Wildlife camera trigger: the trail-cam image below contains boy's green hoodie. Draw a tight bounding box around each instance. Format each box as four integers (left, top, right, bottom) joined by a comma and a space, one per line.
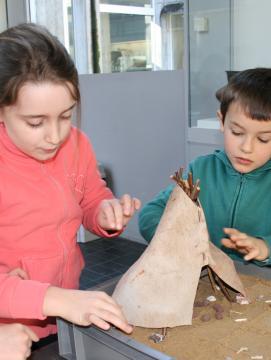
139, 150, 271, 266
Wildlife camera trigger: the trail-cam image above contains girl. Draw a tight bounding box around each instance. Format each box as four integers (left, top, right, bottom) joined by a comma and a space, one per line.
0, 23, 140, 341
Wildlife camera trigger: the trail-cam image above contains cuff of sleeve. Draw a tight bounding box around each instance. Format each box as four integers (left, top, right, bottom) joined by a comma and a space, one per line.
252, 236, 271, 267
9, 279, 50, 320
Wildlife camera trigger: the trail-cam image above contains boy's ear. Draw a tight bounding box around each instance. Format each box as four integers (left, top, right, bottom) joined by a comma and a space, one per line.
217, 110, 224, 132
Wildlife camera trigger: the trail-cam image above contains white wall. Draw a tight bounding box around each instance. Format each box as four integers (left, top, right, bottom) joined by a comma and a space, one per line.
232, 0, 271, 69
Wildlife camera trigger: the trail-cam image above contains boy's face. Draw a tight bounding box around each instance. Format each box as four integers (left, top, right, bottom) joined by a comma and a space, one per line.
218, 102, 271, 173
0, 81, 76, 161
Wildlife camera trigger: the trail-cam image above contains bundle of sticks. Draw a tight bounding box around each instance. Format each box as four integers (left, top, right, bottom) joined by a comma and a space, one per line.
171, 168, 200, 202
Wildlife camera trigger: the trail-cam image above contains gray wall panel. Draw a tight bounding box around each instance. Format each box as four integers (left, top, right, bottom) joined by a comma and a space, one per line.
79, 70, 186, 242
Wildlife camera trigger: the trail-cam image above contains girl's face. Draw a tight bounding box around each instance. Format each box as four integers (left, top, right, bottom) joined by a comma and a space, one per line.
0, 81, 76, 161
219, 102, 271, 173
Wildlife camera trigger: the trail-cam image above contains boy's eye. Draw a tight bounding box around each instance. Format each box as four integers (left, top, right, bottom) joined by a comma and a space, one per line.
231, 129, 243, 136
258, 137, 270, 144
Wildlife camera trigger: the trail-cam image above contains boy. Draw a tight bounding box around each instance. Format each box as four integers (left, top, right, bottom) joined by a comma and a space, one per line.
139, 68, 271, 266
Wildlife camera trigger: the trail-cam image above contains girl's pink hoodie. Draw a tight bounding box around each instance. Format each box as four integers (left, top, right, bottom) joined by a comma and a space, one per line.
0, 124, 117, 338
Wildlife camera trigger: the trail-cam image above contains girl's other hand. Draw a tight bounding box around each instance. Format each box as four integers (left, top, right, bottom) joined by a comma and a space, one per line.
8, 268, 29, 280
97, 194, 141, 231
43, 287, 133, 334
0, 323, 39, 360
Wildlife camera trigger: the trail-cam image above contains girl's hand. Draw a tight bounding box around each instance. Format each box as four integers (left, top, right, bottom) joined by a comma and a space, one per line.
221, 228, 269, 261
97, 194, 141, 231
0, 323, 38, 360
43, 287, 133, 334
8, 268, 29, 280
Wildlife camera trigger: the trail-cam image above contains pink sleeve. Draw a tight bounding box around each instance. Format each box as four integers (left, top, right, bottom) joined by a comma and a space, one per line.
80, 134, 122, 238
0, 273, 50, 320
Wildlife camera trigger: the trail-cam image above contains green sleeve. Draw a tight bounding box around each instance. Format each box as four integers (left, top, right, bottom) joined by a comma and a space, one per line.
138, 184, 174, 243
253, 235, 271, 267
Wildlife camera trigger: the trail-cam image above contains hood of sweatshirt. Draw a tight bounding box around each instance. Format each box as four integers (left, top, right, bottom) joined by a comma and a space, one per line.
214, 149, 271, 177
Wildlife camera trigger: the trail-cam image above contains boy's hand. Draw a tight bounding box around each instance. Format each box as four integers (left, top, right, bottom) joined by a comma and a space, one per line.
0, 323, 39, 359
221, 228, 269, 261
43, 287, 133, 334
97, 194, 141, 231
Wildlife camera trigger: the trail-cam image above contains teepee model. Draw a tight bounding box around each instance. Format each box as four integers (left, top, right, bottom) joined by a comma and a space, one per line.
112, 168, 246, 328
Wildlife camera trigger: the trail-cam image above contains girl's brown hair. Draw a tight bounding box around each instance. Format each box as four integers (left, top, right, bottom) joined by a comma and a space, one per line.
0, 23, 80, 107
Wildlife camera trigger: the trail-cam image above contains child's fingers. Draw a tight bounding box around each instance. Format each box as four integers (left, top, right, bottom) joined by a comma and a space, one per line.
88, 313, 110, 330
110, 200, 124, 230
120, 194, 132, 216
221, 237, 237, 248
235, 237, 253, 248
120, 195, 141, 215
224, 228, 249, 242
9, 268, 29, 280
133, 197, 141, 210
244, 248, 259, 261
100, 201, 115, 227
223, 227, 241, 236
24, 326, 39, 342
89, 311, 133, 334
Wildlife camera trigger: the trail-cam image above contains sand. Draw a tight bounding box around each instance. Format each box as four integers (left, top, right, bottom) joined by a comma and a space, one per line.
128, 273, 271, 360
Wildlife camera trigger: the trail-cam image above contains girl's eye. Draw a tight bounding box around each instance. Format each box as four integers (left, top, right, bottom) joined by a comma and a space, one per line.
28, 122, 42, 128
60, 114, 72, 120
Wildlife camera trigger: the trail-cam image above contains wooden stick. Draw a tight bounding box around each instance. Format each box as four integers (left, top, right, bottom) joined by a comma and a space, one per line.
207, 267, 218, 295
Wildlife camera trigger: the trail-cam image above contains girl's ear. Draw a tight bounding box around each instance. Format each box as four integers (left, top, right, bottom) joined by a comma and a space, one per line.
217, 110, 224, 132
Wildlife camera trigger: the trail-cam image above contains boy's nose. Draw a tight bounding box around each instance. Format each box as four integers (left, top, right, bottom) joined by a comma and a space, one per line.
240, 137, 253, 153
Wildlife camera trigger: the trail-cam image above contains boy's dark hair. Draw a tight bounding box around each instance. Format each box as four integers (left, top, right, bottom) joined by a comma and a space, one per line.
216, 68, 271, 123
0, 23, 80, 107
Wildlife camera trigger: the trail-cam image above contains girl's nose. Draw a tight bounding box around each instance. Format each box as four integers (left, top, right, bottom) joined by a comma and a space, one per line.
45, 123, 61, 145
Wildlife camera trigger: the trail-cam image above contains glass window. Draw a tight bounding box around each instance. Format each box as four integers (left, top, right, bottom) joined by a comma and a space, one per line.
98, 1, 185, 73
160, 3, 184, 70
100, 12, 152, 72
188, 0, 230, 129
29, 0, 75, 59
188, 0, 271, 129
0, 0, 7, 32
100, 0, 151, 6
29, 0, 185, 74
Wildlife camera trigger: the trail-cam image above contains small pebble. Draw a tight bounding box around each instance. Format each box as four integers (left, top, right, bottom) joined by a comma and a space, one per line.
194, 300, 209, 307
213, 303, 224, 313
192, 312, 197, 319
200, 313, 211, 322
206, 295, 216, 302
215, 312, 223, 320
148, 333, 164, 343
236, 294, 249, 304
236, 347, 248, 354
